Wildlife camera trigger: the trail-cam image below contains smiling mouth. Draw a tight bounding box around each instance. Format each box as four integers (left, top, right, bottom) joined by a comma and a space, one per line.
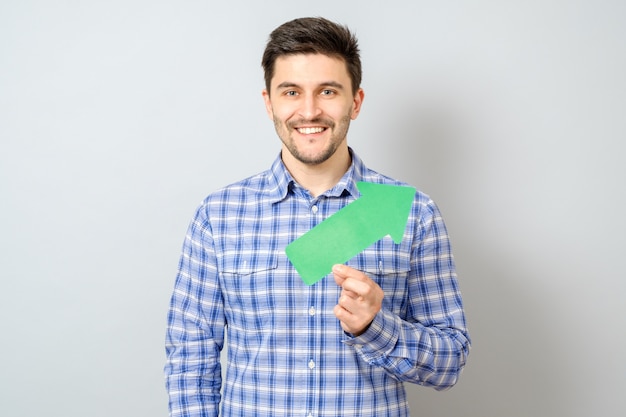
296, 127, 326, 134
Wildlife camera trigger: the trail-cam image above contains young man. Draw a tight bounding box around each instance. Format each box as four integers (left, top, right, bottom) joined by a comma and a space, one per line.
165, 17, 470, 417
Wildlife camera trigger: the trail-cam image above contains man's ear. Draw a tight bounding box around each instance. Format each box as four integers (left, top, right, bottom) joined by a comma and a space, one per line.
262, 89, 274, 120
351, 88, 365, 120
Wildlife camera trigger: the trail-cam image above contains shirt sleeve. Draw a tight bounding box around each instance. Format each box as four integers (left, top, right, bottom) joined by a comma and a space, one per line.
164, 204, 225, 417
342, 198, 471, 390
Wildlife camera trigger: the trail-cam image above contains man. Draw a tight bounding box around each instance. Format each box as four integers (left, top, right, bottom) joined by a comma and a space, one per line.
165, 17, 470, 417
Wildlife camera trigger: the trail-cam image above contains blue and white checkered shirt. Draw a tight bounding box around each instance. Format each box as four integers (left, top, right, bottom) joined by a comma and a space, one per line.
165, 149, 470, 417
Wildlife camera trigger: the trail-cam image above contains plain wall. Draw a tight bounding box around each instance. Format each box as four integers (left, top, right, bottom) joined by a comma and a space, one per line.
1, 1, 624, 416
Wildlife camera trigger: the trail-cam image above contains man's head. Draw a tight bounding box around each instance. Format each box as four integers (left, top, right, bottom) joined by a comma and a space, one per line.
261, 18, 365, 171
262, 17, 362, 96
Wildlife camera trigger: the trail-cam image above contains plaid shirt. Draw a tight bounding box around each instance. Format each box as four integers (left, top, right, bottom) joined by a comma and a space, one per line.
165, 150, 470, 417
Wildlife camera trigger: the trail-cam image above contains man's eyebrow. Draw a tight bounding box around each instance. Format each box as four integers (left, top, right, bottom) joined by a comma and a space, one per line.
321, 81, 345, 90
275, 81, 346, 90
276, 82, 299, 90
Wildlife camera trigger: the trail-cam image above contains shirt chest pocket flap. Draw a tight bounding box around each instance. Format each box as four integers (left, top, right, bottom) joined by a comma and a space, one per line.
219, 255, 279, 327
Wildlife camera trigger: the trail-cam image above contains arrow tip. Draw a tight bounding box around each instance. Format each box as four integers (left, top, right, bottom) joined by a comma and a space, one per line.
356, 181, 415, 243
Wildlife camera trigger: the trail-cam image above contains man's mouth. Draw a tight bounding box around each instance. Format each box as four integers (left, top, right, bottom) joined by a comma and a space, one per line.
296, 127, 326, 134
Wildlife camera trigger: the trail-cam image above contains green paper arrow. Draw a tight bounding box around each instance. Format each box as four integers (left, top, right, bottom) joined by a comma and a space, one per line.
285, 181, 415, 285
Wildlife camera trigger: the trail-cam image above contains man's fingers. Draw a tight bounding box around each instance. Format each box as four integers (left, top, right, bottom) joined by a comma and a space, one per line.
332, 264, 368, 282
333, 265, 372, 295
332, 263, 384, 336
341, 288, 360, 299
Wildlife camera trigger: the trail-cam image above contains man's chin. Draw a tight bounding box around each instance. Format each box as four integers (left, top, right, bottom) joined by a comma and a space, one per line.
295, 155, 330, 166
293, 147, 337, 165
282, 142, 328, 164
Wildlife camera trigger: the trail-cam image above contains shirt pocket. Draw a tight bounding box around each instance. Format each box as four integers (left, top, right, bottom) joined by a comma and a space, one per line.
219, 255, 278, 331
345, 236, 411, 316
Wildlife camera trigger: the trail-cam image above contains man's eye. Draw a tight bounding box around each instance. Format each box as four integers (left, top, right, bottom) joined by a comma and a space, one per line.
285, 90, 298, 96
321, 89, 335, 96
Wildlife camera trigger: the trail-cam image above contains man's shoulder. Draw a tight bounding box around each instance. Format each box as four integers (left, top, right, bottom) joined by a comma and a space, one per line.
361, 168, 408, 187
201, 169, 277, 205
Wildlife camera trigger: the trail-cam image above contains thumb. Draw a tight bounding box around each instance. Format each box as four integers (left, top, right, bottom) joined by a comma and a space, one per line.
332, 264, 347, 286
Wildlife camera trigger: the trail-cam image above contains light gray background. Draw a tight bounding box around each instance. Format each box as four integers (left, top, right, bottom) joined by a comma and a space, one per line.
1, 1, 624, 416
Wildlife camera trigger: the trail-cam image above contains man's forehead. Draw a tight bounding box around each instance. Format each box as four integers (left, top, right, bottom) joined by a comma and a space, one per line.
271, 54, 350, 87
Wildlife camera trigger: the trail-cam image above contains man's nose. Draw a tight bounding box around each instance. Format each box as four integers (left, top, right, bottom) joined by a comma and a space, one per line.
298, 94, 322, 120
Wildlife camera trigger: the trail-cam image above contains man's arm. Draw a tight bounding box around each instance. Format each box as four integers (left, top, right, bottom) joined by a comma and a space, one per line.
165, 208, 225, 417
336, 199, 471, 390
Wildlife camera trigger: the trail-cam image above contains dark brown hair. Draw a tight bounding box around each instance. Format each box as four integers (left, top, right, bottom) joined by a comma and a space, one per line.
261, 17, 362, 95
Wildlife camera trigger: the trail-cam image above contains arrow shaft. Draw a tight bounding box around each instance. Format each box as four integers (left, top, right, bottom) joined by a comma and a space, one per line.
285, 182, 415, 285
290, 200, 380, 261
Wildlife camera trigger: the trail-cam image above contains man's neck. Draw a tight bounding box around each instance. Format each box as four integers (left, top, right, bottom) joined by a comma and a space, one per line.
282, 146, 352, 198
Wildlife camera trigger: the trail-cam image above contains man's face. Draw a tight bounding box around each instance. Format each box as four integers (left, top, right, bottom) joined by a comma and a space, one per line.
263, 54, 364, 166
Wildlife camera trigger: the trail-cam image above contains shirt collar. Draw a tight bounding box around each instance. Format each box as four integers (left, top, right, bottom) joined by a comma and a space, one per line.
267, 147, 366, 204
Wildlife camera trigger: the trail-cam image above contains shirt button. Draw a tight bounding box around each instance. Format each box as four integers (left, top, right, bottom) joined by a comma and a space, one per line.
308, 359, 315, 369
308, 306, 316, 316
311, 205, 318, 214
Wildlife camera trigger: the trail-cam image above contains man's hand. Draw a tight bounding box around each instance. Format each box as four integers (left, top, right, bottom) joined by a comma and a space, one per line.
332, 264, 384, 336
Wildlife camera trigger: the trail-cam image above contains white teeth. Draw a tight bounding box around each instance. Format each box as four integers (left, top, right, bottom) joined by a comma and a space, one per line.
297, 127, 324, 134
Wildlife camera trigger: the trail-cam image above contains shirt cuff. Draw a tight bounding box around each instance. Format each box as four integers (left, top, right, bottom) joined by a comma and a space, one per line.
342, 308, 400, 364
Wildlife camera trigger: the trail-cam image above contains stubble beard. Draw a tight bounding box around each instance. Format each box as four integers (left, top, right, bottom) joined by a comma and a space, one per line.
275, 114, 352, 166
